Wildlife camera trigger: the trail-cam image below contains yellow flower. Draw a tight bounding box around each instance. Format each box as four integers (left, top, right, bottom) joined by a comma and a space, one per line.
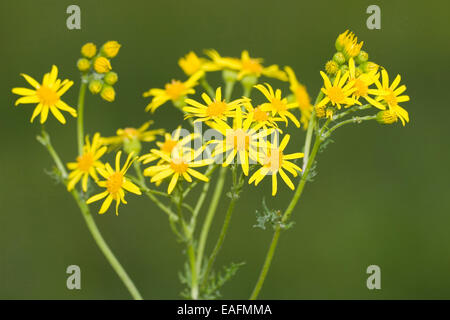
94, 57, 112, 74
336, 30, 363, 60
316, 71, 356, 110
184, 87, 246, 124
375, 70, 410, 126
81, 42, 97, 58
285, 66, 313, 128
178, 51, 219, 77
100, 85, 115, 102
243, 101, 280, 131
376, 110, 398, 125
144, 147, 212, 194
101, 120, 164, 147
67, 133, 107, 192
205, 50, 287, 81
254, 83, 300, 127
102, 41, 121, 58
143, 72, 202, 112
209, 106, 271, 176
86, 151, 141, 215
77, 58, 91, 72
348, 58, 385, 110
249, 134, 303, 196
12, 65, 77, 124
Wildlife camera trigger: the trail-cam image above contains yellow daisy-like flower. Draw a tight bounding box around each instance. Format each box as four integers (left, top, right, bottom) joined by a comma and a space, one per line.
285, 66, 313, 129
205, 50, 287, 81
348, 58, 385, 110
12, 65, 77, 124
375, 70, 410, 126
183, 87, 246, 124
144, 147, 213, 194
140, 126, 199, 165
249, 134, 304, 196
143, 72, 202, 113
243, 101, 280, 131
209, 106, 271, 176
101, 121, 164, 147
178, 51, 219, 77
336, 30, 363, 60
86, 151, 141, 215
67, 133, 107, 192
254, 83, 300, 127
316, 71, 356, 110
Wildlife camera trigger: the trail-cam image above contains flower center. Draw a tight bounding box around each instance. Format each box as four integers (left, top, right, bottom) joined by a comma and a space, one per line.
170, 158, 189, 174
76, 152, 94, 172
226, 129, 250, 151
327, 86, 345, 104
264, 149, 283, 172
36, 85, 59, 106
165, 81, 186, 100
206, 101, 227, 117
271, 98, 287, 112
354, 79, 368, 97
106, 172, 124, 196
384, 90, 397, 107
242, 59, 263, 73
253, 107, 269, 122
161, 139, 178, 153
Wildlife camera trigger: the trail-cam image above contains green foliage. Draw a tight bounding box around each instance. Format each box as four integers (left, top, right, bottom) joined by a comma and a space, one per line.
254, 198, 294, 231
201, 262, 245, 299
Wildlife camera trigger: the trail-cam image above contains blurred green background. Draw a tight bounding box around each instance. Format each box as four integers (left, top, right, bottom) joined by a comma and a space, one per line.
1, 0, 449, 299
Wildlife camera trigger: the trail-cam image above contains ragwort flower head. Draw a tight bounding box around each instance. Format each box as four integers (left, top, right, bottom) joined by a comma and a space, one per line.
86, 151, 141, 215
12, 65, 77, 124
67, 133, 107, 192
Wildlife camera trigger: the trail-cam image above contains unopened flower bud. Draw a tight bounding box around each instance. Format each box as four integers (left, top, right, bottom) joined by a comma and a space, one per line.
360, 61, 379, 74
77, 58, 91, 72
355, 50, 369, 64
376, 110, 397, 124
315, 104, 326, 118
94, 57, 112, 74
104, 71, 118, 85
89, 79, 103, 94
81, 42, 97, 58
124, 137, 142, 155
325, 60, 339, 75
340, 64, 349, 74
102, 41, 121, 58
332, 52, 346, 65
101, 85, 116, 102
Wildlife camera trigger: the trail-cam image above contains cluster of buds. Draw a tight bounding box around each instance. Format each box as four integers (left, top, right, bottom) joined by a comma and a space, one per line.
324, 30, 378, 77
77, 41, 121, 102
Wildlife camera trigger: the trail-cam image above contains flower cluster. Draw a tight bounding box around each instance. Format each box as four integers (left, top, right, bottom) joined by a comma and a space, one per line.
317, 30, 410, 125
79, 41, 121, 102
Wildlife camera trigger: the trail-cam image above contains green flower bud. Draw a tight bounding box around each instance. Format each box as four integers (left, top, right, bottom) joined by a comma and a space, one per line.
325, 60, 339, 75
360, 61, 379, 74
100, 85, 116, 102
339, 64, 349, 74
332, 52, 346, 65
77, 58, 91, 72
376, 110, 397, 124
355, 50, 369, 64
123, 137, 142, 155
104, 71, 118, 85
89, 79, 103, 94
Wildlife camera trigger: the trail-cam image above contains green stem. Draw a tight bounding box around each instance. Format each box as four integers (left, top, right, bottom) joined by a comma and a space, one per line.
71, 189, 143, 300
325, 115, 377, 137
333, 104, 371, 120
201, 168, 243, 287
38, 130, 143, 300
225, 81, 236, 101
77, 80, 88, 155
200, 77, 215, 97
196, 166, 227, 272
